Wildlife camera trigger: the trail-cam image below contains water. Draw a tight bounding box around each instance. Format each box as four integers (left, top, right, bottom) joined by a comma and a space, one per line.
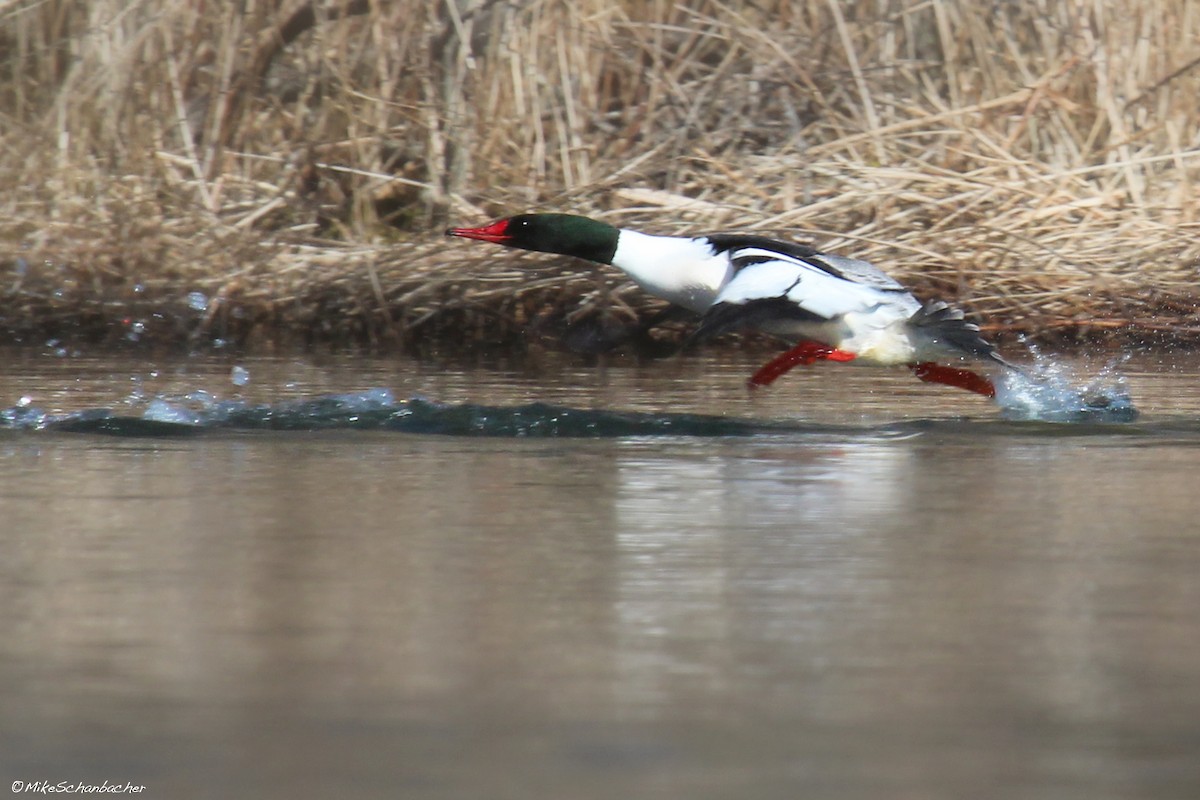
2, 349, 1200, 798
993, 344, 1138, 422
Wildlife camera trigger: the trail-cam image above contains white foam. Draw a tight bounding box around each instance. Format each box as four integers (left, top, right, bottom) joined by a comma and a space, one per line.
142, 398, 204, 425
993, 345, 1137, 422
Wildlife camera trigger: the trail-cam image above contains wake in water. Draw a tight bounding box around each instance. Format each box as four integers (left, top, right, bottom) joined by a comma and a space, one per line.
992, 344, 1138, 422
0, 389, 796, 438
0, 343, 1143, 436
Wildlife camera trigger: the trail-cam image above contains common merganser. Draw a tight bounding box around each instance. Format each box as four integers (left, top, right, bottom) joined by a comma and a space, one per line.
446, 213, 1012, 397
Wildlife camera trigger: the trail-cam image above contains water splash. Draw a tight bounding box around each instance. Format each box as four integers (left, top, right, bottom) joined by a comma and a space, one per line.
0, 389, 791, 437
993, 344, 1138, 422
0, 391, 1180, 438
1, 396, 50, 430
0, 359, 1151, 438
143, 398, 206, 426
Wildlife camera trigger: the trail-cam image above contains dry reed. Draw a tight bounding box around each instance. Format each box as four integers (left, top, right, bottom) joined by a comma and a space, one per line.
2, 0, 1200, 352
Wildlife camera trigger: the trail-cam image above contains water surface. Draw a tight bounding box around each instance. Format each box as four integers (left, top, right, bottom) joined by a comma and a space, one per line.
1, 350, 1199, 798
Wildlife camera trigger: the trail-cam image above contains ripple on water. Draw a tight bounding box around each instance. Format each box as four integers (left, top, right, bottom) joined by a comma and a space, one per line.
0, 346, 1164, 437
0, 392, 1162, 440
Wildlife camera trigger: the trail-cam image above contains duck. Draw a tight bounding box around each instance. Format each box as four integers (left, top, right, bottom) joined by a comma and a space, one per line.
446, 213, 1013, 397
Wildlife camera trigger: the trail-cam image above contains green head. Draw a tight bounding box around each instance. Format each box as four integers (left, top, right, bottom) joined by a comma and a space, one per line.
446, 213, 620, 264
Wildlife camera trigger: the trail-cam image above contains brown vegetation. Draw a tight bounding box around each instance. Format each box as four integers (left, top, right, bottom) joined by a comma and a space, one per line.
3, 0, 1200, 352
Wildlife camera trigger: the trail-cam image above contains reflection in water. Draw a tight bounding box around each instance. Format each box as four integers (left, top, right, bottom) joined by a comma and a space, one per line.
1, 353, 1200, 797
612, 440, 917, 715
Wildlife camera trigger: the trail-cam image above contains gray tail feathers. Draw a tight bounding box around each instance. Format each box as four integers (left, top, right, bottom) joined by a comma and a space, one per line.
908, 301, 1016, 369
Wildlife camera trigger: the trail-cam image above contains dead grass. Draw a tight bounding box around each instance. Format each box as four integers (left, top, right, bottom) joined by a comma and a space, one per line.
2, 0, 1200, 351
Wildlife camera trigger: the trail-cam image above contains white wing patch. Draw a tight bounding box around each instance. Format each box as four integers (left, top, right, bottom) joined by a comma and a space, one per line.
714, 258, 804, 304
716, 248, 918, 321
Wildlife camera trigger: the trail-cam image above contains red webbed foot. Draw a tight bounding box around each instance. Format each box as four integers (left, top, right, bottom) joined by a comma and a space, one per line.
748, 342, 857, 389
908, 362, 996, 398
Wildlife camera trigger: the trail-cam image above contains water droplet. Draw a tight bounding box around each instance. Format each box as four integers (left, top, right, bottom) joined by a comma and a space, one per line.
231, 365, 250, 386
187, 291, 208, 311
133, 283, 145, 294
125, 319, 146, 342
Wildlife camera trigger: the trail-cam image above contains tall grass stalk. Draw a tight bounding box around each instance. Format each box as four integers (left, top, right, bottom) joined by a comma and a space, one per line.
2, 0, 1198, 349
